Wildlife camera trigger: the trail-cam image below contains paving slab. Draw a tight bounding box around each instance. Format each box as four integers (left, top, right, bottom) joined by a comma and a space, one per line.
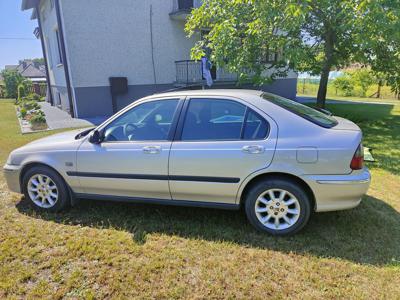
40, 102, 106, 130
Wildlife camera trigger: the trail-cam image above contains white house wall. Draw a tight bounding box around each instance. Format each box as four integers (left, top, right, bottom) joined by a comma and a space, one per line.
38, 0, 70, 113
60, 0, 199, 117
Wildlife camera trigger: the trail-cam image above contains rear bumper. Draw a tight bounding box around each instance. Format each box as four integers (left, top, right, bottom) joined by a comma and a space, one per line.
302, 168, 371, 212
3, 164, 22, 194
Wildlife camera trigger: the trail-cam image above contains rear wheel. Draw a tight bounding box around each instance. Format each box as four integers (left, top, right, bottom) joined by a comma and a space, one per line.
245, 179, 311, 236
22, 166, 70, 212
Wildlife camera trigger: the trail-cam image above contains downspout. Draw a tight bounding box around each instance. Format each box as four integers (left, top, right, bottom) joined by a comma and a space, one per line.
36, 4, 53, 105
54, 0, 75, 117
150, 4, 157, 90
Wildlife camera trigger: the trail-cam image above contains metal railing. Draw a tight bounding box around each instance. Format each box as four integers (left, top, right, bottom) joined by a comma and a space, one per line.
175, 60, 238, 85
175, 60, 203, 85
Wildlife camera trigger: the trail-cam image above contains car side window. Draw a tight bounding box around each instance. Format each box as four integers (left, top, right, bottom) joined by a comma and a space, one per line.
243, 109, 269, 140
103, 99, 179, 142
181, 98, 269, 141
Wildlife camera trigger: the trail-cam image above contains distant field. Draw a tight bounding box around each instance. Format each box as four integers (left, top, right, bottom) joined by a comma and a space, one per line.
297, 80, 399, 101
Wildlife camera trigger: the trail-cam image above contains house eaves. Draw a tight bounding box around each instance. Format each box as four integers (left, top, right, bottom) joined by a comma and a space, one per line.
21, 0, 39, 19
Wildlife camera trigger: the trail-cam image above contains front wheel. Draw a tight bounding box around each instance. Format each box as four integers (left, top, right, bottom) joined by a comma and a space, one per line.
245, 179, 311, 236
22, 166, 70, 212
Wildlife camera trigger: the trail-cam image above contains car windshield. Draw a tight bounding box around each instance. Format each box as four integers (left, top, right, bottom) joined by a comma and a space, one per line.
261, 92, 338, 128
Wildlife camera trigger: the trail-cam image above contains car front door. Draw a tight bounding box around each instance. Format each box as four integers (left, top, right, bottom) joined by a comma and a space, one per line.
168, 97, 278, 205
74, 98, 182, 200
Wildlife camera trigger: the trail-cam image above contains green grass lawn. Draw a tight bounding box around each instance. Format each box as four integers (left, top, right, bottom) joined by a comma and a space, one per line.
0, 99, 399, 299
298, 93, 400, 105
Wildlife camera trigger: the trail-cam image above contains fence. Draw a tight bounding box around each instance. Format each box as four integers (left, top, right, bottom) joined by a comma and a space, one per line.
28, 83, 47, 97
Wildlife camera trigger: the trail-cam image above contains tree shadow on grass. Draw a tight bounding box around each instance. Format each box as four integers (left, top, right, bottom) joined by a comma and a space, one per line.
16, 194, 400, 266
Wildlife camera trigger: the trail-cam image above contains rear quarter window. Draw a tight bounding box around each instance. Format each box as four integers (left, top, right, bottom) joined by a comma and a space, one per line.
261, 93, 338, 128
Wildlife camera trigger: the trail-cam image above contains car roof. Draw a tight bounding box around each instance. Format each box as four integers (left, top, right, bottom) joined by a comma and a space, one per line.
146, 89, 264, 99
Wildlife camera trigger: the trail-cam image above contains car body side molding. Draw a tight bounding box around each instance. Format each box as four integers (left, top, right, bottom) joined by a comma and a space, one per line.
66, 171, 240, 183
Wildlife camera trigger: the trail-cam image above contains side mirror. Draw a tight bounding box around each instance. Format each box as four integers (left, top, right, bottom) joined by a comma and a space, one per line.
88, 129, 103, 144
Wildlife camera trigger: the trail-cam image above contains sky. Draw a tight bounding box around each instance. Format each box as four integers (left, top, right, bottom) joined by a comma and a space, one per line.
0, 0, 42, 70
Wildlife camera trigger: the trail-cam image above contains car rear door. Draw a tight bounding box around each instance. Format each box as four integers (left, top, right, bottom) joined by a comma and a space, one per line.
168, 96, 278, 205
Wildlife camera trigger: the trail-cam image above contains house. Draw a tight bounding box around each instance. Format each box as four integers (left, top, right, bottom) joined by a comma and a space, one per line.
21, 0, 298, 119
5, 60, 47, 82
3, 60, 47, 96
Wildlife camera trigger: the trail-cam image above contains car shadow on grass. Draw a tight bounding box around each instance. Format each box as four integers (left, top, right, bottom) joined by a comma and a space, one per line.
16, 194, 400, 266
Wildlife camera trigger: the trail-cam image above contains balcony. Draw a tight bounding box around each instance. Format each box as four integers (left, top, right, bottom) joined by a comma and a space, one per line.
175, 60, 238, 86
170, 0, 202, 20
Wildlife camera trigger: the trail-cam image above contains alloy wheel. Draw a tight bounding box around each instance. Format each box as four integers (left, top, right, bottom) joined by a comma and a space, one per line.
27, 174, 59, 208
254, 188, 301, 230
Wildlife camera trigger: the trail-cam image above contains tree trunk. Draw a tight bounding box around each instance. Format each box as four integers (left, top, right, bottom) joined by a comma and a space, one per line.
316, 28, 334, 108
376, 80, 382, 98
317, 67, 330, 108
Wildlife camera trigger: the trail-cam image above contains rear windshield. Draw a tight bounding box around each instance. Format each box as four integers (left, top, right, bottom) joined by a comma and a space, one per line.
261, 92, 338, 128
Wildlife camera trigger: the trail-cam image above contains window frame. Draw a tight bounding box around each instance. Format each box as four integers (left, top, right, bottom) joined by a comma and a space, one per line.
174, 97, 270, 142
54, 28, 63, 65
97, 97, 184, 144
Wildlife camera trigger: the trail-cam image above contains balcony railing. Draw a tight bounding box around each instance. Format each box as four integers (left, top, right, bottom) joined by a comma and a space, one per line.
175, 60, 238, 86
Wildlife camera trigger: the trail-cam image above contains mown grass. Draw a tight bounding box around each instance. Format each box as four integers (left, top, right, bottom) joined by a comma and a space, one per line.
0, 99, 399, 299
298, 92, 400, 105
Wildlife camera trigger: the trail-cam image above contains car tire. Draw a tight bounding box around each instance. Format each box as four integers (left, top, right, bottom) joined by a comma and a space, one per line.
22, 165, 70, 213
244, 178, 311, 236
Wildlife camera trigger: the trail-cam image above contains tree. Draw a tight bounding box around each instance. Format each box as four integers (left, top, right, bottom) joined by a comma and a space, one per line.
19, 58, 45, 66
186, 0, 400, 108
0, 69, 24, 99
349, 68, 375, 97
333, 75, 354, 96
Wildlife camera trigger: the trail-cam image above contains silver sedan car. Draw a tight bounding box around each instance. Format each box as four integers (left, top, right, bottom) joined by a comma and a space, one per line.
4, 90, 370, 235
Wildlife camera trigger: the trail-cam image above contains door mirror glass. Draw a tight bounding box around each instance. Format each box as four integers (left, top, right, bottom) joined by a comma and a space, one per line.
88, 129, 103, 144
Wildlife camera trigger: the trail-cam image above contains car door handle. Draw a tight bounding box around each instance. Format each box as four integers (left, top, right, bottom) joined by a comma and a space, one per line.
242, 145, 265, 154
142, 146, 161, 154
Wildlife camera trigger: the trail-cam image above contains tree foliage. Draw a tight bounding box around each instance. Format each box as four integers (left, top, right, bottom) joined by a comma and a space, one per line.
0, 69, 32, 99
333, 75, 354, 96
333, 68, 377, 97
348, 69, 375, 97
1, 69, 23, 99
186, 0, 400, 107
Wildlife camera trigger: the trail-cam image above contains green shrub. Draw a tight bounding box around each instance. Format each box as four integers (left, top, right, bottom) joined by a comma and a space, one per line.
17, 84, 26, 102
25, 93, 41, 101
20, 100, 40, 111
333, 76, 354, 96
29, 110, 46, 124
1, 69, 23, 98
19, 107, 27, 119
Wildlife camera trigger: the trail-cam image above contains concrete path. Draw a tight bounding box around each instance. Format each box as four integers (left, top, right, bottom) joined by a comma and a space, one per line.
40, 102, 106, 130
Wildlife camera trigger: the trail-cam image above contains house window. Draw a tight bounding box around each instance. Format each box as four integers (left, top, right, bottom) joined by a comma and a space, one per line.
55, 29, 63, 65
55, 91, 62, 106
46, 37, 53, 68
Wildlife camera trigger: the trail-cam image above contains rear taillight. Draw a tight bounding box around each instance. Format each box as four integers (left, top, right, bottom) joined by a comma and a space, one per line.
350, 144, 364, 170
